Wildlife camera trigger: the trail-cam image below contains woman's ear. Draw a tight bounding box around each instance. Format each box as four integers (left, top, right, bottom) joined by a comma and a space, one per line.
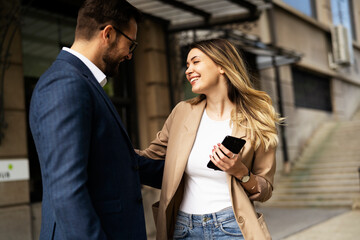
219, 66, 225, 74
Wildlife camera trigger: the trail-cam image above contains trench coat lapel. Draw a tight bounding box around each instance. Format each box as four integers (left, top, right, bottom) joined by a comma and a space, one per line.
168, 100, 206, 200
164, 100, 248, 204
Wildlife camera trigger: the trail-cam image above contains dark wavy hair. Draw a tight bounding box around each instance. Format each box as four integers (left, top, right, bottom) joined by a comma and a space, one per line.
75, 0, 142, 40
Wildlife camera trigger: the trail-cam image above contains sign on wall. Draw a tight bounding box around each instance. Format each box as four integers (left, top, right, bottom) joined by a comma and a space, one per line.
0, 159, 29, 182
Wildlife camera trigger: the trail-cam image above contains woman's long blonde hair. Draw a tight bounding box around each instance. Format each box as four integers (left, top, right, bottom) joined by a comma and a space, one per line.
187, 39, 282, 151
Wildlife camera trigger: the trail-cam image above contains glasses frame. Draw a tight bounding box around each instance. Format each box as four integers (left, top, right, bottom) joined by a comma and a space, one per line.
100, 25, 138, 53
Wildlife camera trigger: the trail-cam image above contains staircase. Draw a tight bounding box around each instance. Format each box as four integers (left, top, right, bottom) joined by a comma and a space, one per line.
263, 111, 360, 208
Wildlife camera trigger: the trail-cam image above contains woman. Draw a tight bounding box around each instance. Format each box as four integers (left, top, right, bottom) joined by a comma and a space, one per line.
138, 39, 281, 240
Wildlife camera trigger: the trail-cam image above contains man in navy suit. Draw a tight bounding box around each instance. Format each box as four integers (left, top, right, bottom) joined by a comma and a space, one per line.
29, 0, 164, 239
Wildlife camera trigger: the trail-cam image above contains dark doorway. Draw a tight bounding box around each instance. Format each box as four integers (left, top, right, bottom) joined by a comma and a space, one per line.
24, 76, 42, 202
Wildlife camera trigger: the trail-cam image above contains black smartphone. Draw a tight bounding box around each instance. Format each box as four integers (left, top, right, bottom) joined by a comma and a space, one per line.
207, 135, 246, 171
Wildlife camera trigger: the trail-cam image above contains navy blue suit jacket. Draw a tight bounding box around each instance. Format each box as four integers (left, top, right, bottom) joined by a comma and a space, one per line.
29, 50, 164, 240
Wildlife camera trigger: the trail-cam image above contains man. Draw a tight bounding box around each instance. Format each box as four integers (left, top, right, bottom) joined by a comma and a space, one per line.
29, 0, 164, 239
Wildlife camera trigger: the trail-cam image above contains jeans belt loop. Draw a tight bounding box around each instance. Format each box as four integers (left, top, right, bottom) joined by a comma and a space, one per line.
189, 214, 193, 229
212, 212, 219, 227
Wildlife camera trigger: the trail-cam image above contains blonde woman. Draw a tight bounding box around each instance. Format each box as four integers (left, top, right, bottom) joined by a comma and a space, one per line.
138, 39, 281, 240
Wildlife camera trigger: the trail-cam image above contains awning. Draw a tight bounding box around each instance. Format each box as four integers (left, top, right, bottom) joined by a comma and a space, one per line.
174, 29, 302, 69
127, 0, 270, 32
225, 29, 303, 69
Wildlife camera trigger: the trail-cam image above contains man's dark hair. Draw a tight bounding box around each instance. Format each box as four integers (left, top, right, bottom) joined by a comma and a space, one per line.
75, 0, 142, 40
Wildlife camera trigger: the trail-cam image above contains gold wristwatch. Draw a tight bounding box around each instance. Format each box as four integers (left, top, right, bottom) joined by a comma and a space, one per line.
240, 170, 251, 183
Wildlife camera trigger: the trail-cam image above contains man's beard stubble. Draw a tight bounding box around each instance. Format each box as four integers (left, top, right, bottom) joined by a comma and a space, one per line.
103, 41, 121, 77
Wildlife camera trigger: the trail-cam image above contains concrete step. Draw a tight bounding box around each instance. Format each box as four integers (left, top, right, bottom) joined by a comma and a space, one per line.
332, 133, 360, 139
268, 110, 360, 208
275, 172, 359, 182
275, 179, 359, 188
335, 121, 360, 127
299, 150, 360, 159
297, 155, 360, 161
273, 185, 359, 194
262, 200, 354, 208
351, 109, 360, 120
312, 145, 360, 150
270, 192, 360, 200
297, 157, 360, 164
301, 148, 360, 156
293, 163, 359, 170
289, 167, 358, 175
316, 145, 360, 151
294, 161, 360, 169
301, 149, 360, 156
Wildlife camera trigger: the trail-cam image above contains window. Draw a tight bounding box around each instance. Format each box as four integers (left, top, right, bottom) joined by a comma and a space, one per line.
282, 0, 316, 18
292, 68, 332, 112
331, 0, 356, 40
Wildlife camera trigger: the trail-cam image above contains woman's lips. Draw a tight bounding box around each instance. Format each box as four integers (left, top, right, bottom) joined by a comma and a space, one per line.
190, 77, 199, 84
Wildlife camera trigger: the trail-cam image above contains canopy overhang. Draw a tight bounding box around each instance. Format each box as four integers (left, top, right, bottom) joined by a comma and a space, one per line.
128, 0, 271, 32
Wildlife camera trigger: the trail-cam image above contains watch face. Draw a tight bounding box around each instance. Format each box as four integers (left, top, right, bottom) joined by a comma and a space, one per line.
242, 175, 250, 183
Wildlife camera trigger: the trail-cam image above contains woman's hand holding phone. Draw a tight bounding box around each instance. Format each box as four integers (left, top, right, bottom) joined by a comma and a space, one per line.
208, 136, 249, 178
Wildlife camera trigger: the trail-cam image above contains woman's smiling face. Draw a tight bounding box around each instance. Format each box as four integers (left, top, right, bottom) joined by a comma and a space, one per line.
185, 48, 224, 95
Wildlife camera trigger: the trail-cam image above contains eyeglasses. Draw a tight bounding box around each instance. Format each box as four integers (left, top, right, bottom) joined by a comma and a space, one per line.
100, 25, 138, 53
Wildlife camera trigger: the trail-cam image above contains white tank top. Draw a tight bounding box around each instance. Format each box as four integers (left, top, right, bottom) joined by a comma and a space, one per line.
179, 110, 233, 214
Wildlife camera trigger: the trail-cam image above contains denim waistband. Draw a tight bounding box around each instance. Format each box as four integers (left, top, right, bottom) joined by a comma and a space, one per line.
177, 207, 235, 228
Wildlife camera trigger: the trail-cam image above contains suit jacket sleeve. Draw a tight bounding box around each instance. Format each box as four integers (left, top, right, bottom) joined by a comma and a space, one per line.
135, 154, 163, 189
30, 74, 107, 239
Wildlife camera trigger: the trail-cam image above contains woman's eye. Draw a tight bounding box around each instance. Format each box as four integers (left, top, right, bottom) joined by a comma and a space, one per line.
193, 61, 199, 64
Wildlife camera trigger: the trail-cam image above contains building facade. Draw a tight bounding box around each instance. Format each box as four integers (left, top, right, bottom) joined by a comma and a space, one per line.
0, 0, 359, 239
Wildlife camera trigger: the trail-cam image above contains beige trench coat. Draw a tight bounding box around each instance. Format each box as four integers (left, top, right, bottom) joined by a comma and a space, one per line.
138, 100, 275, 240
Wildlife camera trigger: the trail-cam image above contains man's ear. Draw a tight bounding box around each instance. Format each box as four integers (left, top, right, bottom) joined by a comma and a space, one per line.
102, 25, 113, 41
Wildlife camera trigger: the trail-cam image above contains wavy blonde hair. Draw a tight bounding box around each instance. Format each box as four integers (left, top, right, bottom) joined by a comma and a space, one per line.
187, 39, 283, 151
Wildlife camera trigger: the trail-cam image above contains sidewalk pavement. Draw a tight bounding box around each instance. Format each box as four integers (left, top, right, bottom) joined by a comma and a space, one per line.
256, 206, 360, 240
283, 210, 360, 240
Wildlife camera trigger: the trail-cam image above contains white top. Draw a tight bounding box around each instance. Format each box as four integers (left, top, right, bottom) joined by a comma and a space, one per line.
63, 47, 107, 87
179, 110, 233, 214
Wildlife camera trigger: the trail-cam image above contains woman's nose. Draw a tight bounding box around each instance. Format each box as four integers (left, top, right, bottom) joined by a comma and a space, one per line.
185, 66, 192, 75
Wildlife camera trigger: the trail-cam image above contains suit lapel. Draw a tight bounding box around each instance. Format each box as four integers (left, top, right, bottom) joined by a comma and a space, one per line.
88, 79, 131, 139
57, 51, 132, 144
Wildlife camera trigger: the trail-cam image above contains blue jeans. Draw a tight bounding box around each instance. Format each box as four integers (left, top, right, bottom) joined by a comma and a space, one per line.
173, 207, 244, 240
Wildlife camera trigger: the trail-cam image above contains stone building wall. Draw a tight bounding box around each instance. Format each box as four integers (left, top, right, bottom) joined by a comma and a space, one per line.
0, 0, 32, 239
134, 19, 171, 240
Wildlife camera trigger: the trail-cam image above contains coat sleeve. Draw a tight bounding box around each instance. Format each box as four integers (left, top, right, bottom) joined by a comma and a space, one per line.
136, 102, 181, 160
247, 145, 276, 202
30, 73, 107, 239
136, 153, 164, 189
